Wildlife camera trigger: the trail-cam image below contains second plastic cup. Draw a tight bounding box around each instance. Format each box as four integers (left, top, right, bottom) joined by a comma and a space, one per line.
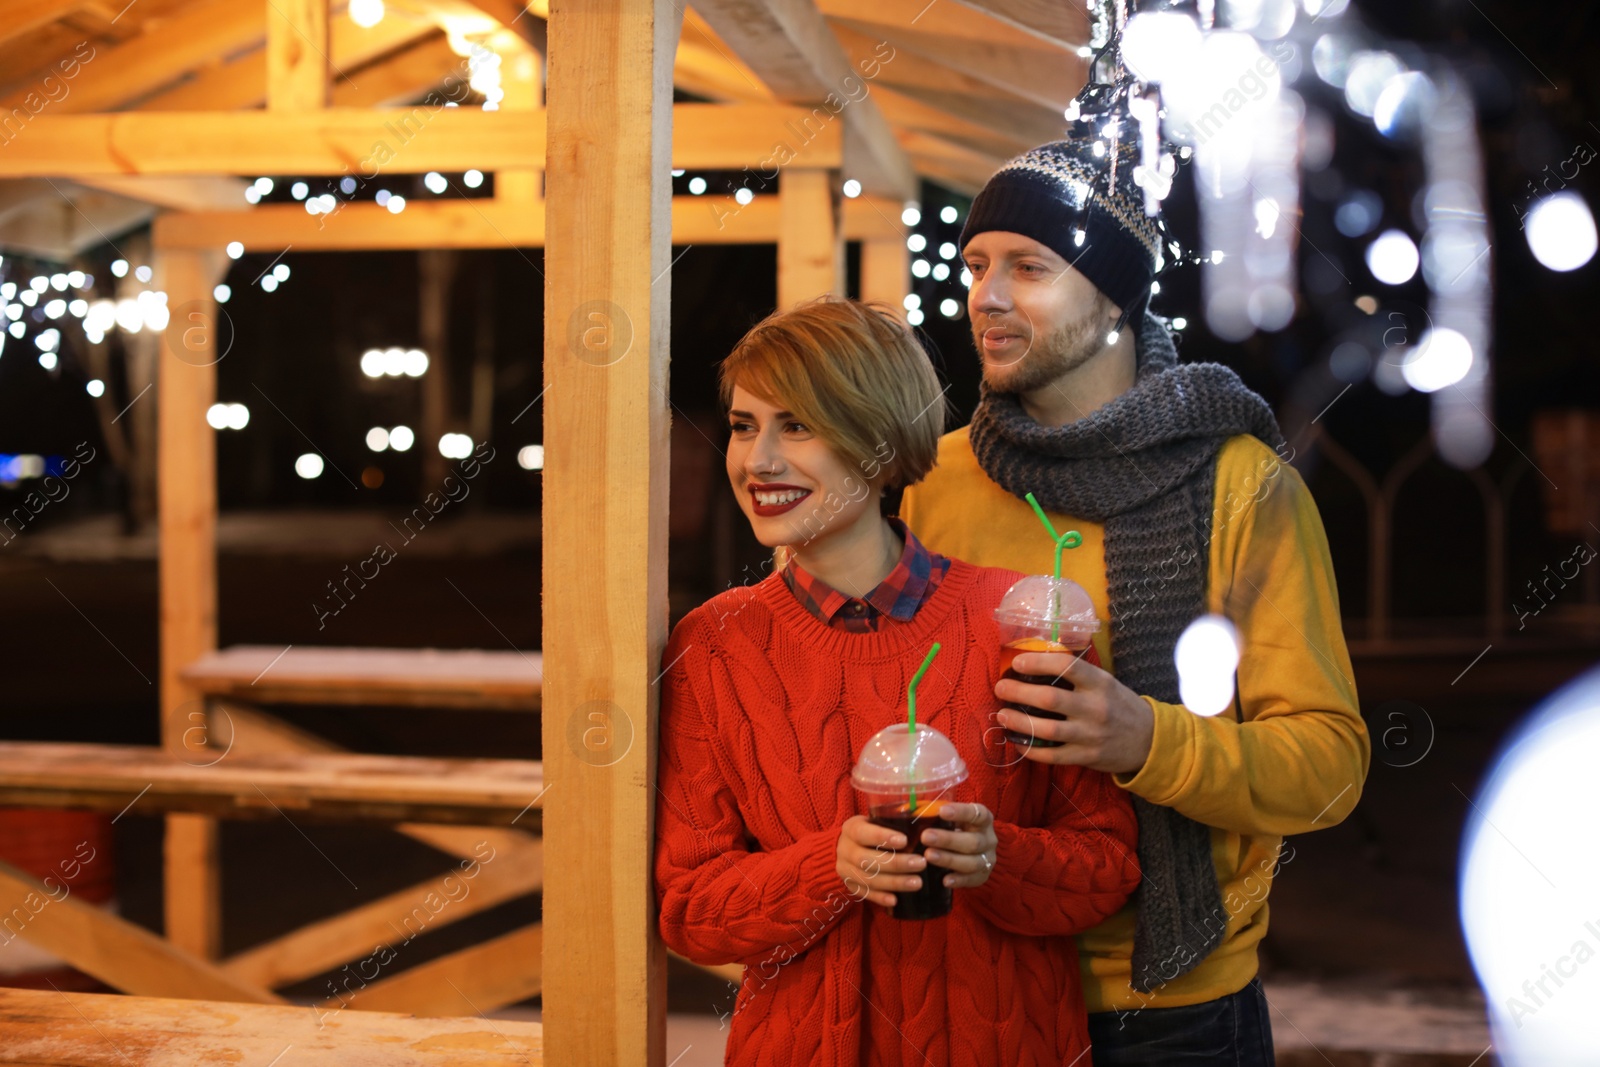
851, 722, 969, 920
993, 574, 1101, 748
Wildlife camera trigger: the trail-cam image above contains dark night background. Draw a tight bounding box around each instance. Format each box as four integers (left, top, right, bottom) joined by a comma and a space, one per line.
0, 0, 1597, 1049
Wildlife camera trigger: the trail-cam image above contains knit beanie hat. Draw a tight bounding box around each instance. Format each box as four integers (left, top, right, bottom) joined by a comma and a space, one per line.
960, 118, 1165, 326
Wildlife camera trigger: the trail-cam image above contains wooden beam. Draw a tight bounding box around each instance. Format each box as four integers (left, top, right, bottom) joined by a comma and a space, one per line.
0, 103, 836, 178
825, 0, 1070, 51
0, 986, 547, 1065
542, 0, 675, 1063
843, 194, 913, 241
0, 0, 263, 114
692, 0, 917, 200
152, 191, 910, 252
323, 923, 542, 1017
872, 84, 1030, 161
0, 742, 547, 826
779, 167, 841, 308
137, 12, 442, 112
211, 702, 542, 860
831, 22, 1062, 150
823, 2, 1084, 112
897, 127, 1003, 194
156, 245, 226, 960
72, 175, 251, 211
154, 197, 550, 251
209, 701, 543, 990
494, 45, 541, 206
332, 34, 465, 108
0, 108, 540, 177
0, 859, 281, 1003
674, 101, 840, 168
0, 183, 155, 258
904, 157, 984, 197
673, 9, 770, 104
222, 839, 542, 990
948, 0, 1091, 51
268, 0, 332, 110
182, 645, 542, 710
0, 0, 89, 47
389, 0, 543, 52
861, 235, 910, 316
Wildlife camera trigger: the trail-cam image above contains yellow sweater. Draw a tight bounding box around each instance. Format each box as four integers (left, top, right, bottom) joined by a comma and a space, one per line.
899, 426, 1369, 1013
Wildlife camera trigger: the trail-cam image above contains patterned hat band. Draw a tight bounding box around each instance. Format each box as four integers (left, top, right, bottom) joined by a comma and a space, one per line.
960, 149, 1162, 320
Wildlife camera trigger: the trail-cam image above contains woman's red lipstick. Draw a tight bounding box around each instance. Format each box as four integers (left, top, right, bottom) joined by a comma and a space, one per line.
748, 483, 812, 518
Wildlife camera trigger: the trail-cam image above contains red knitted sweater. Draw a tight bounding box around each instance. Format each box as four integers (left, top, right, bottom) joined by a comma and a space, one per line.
655, 559, 1140, 1067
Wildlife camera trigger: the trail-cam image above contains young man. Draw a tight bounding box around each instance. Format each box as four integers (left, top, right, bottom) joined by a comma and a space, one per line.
899, 137, 1370, 1065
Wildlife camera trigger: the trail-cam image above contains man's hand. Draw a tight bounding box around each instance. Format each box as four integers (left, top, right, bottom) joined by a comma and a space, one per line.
994, 650, 1155, 774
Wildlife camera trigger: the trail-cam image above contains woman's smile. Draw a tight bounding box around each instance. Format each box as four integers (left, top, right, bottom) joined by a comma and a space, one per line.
749, 482, 814, 516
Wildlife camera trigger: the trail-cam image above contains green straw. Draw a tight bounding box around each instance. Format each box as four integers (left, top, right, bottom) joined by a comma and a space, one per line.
906, 642, 941, 809
1024, 493, 1082, 644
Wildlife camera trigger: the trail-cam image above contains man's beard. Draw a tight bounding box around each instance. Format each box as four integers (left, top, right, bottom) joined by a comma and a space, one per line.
974, 299, 1109, 396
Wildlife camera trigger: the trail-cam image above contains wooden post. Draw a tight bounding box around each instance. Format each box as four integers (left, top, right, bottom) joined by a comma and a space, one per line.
497, 45, 543, 206
860, 235, 910, 318
778, 167, 841, 309
266, 0, 330, 110
542, 0, 679, 1063
418, 248, 458, 491
155, 245, 228, 958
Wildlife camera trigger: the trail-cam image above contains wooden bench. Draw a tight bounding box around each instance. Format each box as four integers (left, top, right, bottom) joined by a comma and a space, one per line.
0, 743, 544, 828
0, 986, 543, 1065
181, 646, 544, 711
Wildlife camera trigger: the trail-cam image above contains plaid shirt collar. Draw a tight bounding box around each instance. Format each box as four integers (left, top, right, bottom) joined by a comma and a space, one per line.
781, 516, 951, 632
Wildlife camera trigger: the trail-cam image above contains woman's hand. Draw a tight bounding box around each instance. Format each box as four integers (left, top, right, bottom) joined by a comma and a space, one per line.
836, 815, 928, 910
921, 802, 999, 889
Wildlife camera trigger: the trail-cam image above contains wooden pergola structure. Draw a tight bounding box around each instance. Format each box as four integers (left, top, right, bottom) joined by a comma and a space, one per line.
0, 1, 1090, 1063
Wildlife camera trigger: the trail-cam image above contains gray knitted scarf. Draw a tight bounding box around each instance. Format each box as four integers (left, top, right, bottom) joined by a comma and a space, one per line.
968, 313, 1286, 994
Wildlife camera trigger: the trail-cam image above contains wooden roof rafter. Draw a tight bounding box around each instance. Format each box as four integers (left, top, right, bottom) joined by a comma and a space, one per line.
692, 0, 918, 201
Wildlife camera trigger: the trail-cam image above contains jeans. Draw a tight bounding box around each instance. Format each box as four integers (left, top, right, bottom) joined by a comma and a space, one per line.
1086, 979, 1275, 1067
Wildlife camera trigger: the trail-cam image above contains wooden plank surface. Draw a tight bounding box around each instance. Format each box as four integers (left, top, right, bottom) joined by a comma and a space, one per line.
210, 702, 542, 859
208, 704, 543, 989
0, 986, 544, 1066
947, 0, 1091, 50
541, 0, 676, 1063
153, 195, 796, 252
181, 645, 543, 711
820, 0, 1084, 112
156, 246, 227, 960
778, 167, 841, 309
268, 0, 331, 110
0, 108, 542, 177
0, 861, 280, 1004
0, 744, 545, 827
861, 235, 910, 318
222, 841, 541, 990
326, 923, 543, 1017
692, 0, 916, 199
0, 0, 262, 114
0, 103, 834, 178
138, 11, 441, 112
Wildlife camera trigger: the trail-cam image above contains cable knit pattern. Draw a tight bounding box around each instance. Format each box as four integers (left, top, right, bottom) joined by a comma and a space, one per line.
967, 315, 1287, 991
656, 560, 1140, 1067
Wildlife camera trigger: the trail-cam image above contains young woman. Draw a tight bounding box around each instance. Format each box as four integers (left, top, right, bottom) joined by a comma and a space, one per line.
654, 297, 1139, 1066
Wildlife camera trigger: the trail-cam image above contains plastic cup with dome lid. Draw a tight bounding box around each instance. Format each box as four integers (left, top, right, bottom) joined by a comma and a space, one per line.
850, 644, 969, 919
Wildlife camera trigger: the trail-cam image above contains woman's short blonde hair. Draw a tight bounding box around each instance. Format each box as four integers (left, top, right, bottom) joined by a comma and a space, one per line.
718, 297, 948, 492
